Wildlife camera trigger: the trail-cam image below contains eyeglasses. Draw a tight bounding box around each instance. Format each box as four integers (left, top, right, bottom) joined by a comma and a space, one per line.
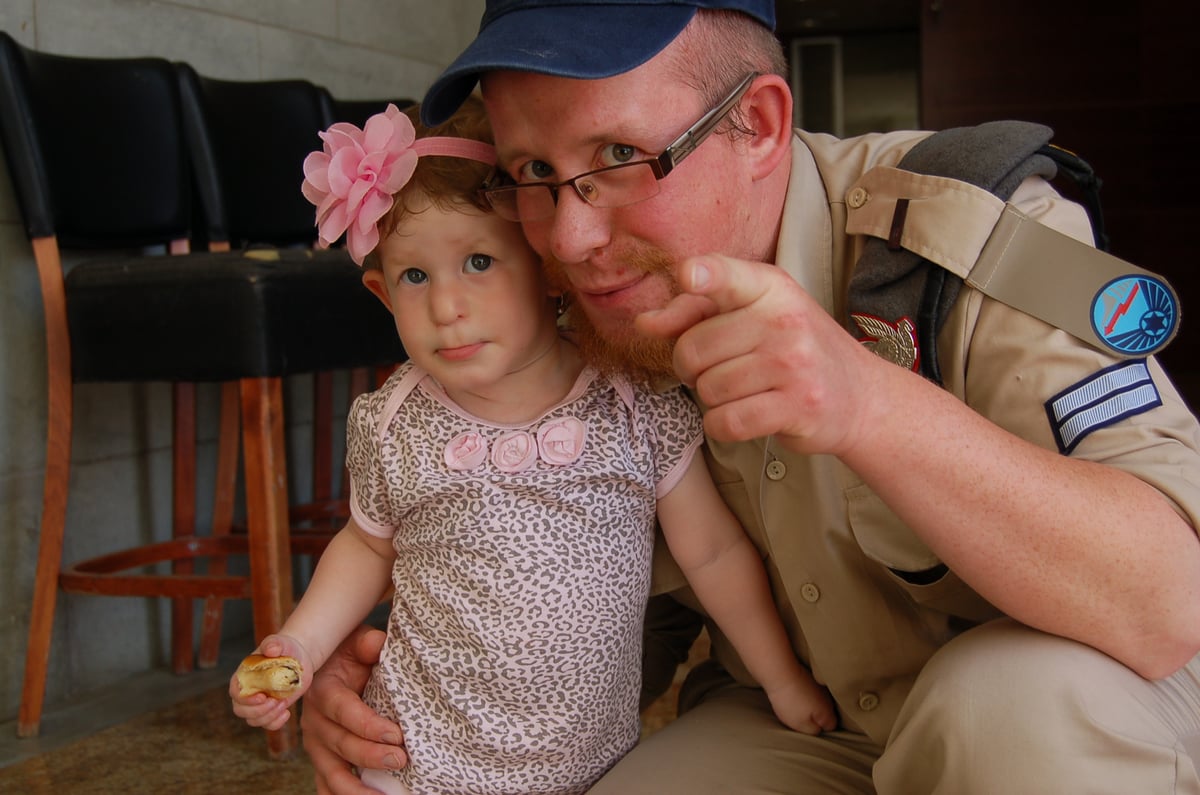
481, 72, 759, 223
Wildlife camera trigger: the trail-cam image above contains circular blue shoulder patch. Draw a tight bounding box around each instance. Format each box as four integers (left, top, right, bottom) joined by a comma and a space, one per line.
1090, 274, 1180, 356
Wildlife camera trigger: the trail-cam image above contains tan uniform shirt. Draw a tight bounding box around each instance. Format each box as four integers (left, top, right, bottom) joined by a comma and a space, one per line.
652, 131, 1200, 745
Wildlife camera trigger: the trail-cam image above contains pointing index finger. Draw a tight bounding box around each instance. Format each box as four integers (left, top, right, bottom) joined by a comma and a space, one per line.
677, 254, 773, 312
636, 254, 770, 340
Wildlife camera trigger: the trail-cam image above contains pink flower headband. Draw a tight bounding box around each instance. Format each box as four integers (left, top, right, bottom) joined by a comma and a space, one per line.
301, 103, 497, 265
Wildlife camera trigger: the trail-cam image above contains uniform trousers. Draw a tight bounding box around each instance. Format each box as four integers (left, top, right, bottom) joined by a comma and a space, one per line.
590, 619, 1200, 794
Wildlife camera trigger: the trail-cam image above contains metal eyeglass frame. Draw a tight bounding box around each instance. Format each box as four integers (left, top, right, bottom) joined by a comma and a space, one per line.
481, 71, 761, 220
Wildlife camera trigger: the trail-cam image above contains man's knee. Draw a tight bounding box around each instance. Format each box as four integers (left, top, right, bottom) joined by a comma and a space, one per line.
902, 618, 1094, 722
877, 619, 1200, 794
594, 685, 877, 795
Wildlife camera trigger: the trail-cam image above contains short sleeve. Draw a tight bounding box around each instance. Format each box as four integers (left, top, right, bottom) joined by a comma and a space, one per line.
345, 388, 397, 539
941, 178, 1200, 531
633, 384, 705, 498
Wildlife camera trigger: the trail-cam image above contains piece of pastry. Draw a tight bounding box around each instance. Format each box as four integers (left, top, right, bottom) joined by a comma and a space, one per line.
235, 654, 302, 699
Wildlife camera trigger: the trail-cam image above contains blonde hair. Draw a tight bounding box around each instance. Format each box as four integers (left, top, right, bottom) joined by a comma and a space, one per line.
365, 94, 496, 269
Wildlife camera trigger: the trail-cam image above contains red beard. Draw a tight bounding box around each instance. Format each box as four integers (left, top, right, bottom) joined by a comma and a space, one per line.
544, 248, 681, 385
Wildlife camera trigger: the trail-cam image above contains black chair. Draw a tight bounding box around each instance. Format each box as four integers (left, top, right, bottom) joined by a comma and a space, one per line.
174, 66, 407, 671
0, 33, 401, 756
331, 96, 417, 128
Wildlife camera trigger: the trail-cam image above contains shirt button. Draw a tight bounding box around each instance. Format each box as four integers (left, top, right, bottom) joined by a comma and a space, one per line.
847, 186, 870, 209
800, 583, 821, 603
858, 692, 880, 711
765, 460, 787, 480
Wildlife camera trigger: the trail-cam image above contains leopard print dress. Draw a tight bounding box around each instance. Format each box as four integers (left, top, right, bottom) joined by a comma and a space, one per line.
349, 362, 703, 795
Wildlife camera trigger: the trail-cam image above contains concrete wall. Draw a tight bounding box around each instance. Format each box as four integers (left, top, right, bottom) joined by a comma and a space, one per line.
0, 0, 482, 724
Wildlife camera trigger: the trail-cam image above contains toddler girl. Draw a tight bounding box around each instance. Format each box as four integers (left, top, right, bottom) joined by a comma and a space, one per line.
231, 97, 834, 795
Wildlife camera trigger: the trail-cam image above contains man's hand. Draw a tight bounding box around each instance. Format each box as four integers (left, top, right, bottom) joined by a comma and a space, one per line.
301, 625, 407, 795
636, 253, 885, 456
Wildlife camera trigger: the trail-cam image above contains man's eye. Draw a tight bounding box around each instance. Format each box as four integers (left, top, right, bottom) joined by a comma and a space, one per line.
519, 160, 554, 181
600, 143, 638, 166
464, 253, 493, 274
400, 268, 428, 285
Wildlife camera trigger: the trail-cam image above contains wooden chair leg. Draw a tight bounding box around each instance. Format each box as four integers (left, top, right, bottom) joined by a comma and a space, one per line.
171, 382, 197, 675
17, 382, 73, 738
18, 235, 74, 738
313, 371, 334, 506
239, 376, 298, 758
198, 381, 241, 669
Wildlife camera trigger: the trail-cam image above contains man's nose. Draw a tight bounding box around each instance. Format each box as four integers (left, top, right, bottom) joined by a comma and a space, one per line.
545, 188, 612, 266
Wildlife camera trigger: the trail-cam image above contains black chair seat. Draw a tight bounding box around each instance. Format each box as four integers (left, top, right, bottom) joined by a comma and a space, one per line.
67, 248, 404, 382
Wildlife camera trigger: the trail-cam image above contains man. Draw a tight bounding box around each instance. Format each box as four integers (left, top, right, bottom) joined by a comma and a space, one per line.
301, 1, 1200, 792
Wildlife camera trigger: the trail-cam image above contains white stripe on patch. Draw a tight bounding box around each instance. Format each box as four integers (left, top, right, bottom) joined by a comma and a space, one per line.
1045, 360, 1161, 454
1049, 360, 1151, 421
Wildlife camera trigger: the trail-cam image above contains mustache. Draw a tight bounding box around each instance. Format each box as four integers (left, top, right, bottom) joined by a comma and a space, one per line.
542, 247, 681, 384
542, 247, 679, 290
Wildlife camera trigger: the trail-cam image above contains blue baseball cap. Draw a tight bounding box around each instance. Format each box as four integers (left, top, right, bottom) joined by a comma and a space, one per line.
420, 0, 776, 126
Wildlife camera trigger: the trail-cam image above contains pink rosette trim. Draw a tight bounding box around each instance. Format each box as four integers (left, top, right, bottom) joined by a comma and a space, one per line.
491, 430, 537, 473
536, 417, 587, 465
444, 431, 488, 471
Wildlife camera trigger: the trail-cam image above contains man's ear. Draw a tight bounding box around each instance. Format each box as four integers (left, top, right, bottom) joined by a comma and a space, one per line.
742, 74, 794, 181
361, 269, 394, 312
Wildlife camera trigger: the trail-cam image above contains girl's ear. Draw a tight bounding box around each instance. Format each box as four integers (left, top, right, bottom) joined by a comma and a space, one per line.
742, 74, 794, 181
361, 269, 394, 312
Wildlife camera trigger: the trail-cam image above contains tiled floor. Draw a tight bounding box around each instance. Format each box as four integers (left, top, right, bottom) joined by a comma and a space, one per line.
0, 633, 705, 794
0, 640, 308, 794
0, 648, 239, 768
0, 682, 316, 794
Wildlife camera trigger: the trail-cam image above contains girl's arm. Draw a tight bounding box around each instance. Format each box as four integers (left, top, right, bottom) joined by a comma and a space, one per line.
656, 453, 837, 734
231, 519, 394, 730
279, 518, 395, 669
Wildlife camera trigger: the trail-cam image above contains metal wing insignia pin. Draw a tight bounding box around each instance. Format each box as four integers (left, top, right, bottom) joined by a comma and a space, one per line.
851, 313, 919, 372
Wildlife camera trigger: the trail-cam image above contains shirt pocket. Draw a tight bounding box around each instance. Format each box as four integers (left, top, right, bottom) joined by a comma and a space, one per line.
845, 481, 941, 573
845, 482, 1002, 622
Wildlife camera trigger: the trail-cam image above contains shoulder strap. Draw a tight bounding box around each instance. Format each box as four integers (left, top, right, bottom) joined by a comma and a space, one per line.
847, 121, 1056, 383
845, 121, 1177, 384
1037, 142, 1109, 252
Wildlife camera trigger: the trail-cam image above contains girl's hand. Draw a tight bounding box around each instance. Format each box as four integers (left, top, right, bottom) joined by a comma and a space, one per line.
229, 633, 314, 731
765, 675, 839, 736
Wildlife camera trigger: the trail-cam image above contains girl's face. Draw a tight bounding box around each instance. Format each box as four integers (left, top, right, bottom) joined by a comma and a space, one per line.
362, 197, 561, 404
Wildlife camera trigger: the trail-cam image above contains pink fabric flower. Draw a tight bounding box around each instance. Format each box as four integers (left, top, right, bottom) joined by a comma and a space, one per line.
444, 431, 488, 471
491, 431, 537, 473
301, 103, 417, 265
537, 417, 586, 465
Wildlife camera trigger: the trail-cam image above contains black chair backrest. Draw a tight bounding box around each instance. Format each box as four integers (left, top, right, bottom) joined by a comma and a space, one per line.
175, 64, 336, 249
0, 31, 193, 248
331, 97, 416, 129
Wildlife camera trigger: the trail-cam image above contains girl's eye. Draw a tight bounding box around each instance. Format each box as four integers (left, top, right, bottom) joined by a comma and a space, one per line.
518, 160, 554, 182
599, 143, 638, 167
464, 253, 493, 274
399, 268, 428, 286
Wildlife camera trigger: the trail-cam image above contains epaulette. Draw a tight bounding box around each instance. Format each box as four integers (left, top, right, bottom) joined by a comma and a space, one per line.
843, 120, 1180, 384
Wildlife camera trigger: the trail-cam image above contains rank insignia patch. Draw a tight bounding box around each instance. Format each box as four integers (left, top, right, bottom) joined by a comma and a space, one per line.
1090, 275, 1179, 356
1045, 359, 1162, 454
